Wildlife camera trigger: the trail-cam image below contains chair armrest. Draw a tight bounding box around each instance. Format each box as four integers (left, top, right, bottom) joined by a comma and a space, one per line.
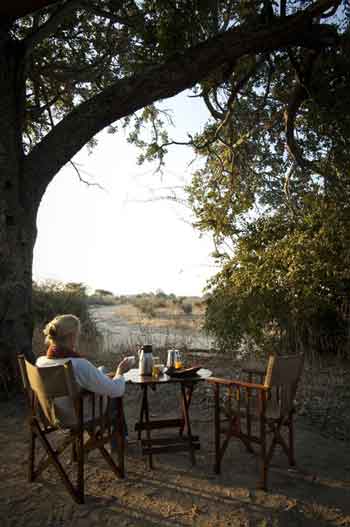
207, 377, 269, 391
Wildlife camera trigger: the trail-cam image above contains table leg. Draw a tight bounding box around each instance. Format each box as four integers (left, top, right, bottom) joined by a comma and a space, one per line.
138, 386, 147, 440
134, 379, 201, 468
214, 383, 221, 474
179, 383, 194, 437
115, 398, 125, 477
141, 385, 153, 469
180, 383, 196, 465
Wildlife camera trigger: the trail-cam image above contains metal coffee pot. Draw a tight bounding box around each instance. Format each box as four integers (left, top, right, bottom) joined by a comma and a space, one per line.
166, 349, 179, 368
138, 344, 154, 376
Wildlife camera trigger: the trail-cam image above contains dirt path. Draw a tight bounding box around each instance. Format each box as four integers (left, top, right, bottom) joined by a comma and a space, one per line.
1, 371, 350, 527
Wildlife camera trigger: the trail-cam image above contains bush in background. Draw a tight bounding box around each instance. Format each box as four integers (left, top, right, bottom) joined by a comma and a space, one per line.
204, 198, 350, 358
181, 302, 193, 315
33, 281, 97, 334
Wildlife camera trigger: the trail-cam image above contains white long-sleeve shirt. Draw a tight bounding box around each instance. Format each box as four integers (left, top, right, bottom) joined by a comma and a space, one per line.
36, 356, 125, 397
36, 356, 125, 427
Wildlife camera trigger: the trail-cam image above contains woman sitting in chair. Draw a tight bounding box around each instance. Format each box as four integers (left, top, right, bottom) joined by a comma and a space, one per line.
36, 314, 132, 444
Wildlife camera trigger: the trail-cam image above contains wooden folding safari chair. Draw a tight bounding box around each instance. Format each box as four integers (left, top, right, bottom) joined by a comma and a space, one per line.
18, 355, 125, 504
207, 354, 304, 490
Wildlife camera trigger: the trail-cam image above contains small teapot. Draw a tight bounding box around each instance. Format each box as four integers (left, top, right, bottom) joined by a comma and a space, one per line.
166, 349, 181, 369
138, 344, 153, 376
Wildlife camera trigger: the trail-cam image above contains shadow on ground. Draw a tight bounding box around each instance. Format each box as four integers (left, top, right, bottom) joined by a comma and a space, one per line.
1, 383, 350, 527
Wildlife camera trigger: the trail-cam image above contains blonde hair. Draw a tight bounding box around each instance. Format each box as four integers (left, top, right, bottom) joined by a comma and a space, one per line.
43, 314, 81, 348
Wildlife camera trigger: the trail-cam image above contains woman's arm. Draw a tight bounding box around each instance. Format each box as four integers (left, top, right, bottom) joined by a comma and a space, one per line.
72, 358, 125, 398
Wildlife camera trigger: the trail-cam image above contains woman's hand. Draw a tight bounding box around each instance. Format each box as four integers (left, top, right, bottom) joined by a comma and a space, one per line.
116, 357, 133, 376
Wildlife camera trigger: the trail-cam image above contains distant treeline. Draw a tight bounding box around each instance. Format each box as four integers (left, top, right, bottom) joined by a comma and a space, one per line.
33, 280, 206, 322
88, 287, 205, 307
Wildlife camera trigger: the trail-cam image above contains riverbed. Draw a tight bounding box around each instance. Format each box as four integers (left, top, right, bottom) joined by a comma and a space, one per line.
89, 304, 215, 354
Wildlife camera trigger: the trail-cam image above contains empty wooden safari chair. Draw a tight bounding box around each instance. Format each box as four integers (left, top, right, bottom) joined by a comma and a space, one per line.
18, 355, 125, 503
207, 354, 304, 490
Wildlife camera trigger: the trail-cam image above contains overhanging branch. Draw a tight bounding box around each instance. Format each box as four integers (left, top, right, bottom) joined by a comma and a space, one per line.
24, 1, 341, 201
0, 0, 60, 18
24, 0, 83, 57
284, 49, 322, 172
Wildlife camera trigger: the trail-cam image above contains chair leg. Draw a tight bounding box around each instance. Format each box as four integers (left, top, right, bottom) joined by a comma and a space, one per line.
98, 440, 125, 479
288, 415, 296, 466
214, 384, 221, 474
115, 402, 125, 477
76, 430, 84, 503
102, 400, 125, 478
28, 427, 36, 482
240, 426, 255, 454
32, 420, 84, 504
94, 397, 125, 479
71, 435, 78, 463
259, 416, 268, 491
180, 384, 196, 466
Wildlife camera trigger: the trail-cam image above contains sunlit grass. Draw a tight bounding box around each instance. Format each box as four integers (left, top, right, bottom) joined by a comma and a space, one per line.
113, 302, 205, 331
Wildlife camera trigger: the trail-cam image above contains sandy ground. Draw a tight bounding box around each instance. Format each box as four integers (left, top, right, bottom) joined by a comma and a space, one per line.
1, 355, 350, 527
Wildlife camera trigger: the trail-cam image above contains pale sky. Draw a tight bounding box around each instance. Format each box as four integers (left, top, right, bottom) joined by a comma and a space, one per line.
33, 92, 218, 297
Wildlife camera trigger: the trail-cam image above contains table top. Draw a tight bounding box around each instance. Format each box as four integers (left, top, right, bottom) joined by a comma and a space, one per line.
124, 367, 212, 385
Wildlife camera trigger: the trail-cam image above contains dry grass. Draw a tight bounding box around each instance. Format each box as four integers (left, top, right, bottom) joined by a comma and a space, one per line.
114, 303, 205, 331
113, 303, 141, 321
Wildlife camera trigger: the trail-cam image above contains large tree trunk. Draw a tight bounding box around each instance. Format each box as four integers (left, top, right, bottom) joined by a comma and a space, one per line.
0, 37, 36, 387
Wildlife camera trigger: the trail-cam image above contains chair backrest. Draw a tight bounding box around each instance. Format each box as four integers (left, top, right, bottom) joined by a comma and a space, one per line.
18, 355, 79, 427
263, 354, 304, 417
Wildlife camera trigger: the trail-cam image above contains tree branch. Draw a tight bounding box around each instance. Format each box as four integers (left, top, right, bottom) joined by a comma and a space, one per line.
69, 160, 104, 190
280, 0, 287, 18
198, 55, 266, 151
283, 164, 298, 215
24, 0, 82, 57
81, 1, 126, 25
26, 93, 61, 119
284, 50, 321, 172
320, 4, 339, 18
202, 90, 224, 120
0, 0, 60, 18
301, 0, 341, 20
38, 56, 110, 83
24, 2, 341, 202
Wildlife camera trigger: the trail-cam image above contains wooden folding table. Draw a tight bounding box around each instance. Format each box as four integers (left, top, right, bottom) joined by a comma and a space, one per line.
124, 368, 212, 469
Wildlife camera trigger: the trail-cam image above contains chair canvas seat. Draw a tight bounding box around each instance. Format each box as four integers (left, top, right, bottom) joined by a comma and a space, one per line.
45, 393, 110, 429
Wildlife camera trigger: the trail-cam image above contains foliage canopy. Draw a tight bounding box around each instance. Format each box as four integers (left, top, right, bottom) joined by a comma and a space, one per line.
176, 3, 350, 355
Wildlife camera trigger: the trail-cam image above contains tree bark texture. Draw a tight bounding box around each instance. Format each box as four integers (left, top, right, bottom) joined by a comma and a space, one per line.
0, 38, 36, 381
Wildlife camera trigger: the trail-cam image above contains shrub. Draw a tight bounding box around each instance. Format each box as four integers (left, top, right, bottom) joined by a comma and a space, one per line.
182, 303, 193, 315
204, 198, 350, 358
133, 297, 156, 318
32, 280, 97, 335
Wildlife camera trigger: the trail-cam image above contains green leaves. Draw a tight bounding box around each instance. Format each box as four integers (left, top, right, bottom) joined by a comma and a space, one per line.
17, 0, 232, 150
204, 195, 350, 355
